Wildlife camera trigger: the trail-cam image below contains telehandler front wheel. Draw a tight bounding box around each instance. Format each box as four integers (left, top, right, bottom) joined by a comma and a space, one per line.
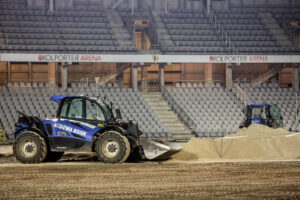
13, 131, 48, 164
95, 131, 130, 163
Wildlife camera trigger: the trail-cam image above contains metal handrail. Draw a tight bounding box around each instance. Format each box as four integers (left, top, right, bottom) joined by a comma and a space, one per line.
209, 9, 237, 54
232, 83, 252, 105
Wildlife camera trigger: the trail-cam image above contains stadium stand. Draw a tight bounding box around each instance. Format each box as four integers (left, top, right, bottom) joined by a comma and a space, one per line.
0, 0, 299, 142
0, 84, 172, 140
213, 5, 300, 54
0, 1, 138, 53
0, 0, 299, 54
163, 83, 244, 137
159, 9, 230, 54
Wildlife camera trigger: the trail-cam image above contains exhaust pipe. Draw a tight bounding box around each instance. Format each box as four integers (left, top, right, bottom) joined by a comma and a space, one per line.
140, 138, 183, 160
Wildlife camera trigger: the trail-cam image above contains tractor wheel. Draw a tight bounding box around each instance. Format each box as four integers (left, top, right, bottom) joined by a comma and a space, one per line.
13, 131, 48, 164
95, 131, 130, 163
271, 121, 279, 129
44, 152, 64, 162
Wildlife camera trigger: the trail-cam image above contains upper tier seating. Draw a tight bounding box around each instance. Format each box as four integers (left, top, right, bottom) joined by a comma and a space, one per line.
160, 10, 230, 54
0, 2, 138, 53
215, 6, 300, 54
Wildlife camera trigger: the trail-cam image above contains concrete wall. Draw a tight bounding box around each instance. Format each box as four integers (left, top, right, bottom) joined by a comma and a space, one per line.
0, 62, 296, 89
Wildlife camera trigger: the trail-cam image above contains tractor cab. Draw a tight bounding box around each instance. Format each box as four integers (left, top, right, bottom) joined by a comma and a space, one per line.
240, 103, 283, 128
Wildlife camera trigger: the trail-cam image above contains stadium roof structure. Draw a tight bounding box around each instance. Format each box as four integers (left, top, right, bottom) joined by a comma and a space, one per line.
0, 53, 300, 64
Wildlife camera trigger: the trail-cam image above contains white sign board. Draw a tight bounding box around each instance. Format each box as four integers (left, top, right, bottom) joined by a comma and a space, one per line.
0, 53, 300, 64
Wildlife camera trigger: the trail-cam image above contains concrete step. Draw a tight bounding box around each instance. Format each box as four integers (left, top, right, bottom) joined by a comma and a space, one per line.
163, 123, 187, 128
147, 102, 169, 106
159, 118, 182, 123
259, 12, 293, 48
150, 106, 172, 111
142, 92, 193, 141
172, 135, 191, 141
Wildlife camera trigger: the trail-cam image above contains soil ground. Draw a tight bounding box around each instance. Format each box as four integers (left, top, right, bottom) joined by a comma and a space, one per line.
0, 148, 299, 200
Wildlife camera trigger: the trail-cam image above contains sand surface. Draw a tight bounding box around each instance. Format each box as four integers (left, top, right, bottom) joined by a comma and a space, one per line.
0, 125, 300, 199
172, 124, 300, 161
0, 161, 299, 200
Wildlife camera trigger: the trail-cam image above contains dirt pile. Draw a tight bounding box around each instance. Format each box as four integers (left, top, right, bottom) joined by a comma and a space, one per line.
172, 124, 300, 161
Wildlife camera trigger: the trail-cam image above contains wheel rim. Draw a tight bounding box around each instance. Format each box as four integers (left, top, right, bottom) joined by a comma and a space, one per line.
102, 140, 120, 158
19, 139, 38, 158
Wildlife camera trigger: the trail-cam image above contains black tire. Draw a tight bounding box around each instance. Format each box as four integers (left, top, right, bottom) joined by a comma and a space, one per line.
44, 152, 64, 162
95, 131, 130, 163
13, 131, 47, 164
270, 121, 279, 129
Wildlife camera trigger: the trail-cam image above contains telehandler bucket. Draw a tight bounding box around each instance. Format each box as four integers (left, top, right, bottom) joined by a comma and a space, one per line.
140, 138, 183, 160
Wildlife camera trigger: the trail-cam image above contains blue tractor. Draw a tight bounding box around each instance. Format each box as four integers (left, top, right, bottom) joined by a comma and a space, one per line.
239, 103, 283, 128
13, 95, 182, 164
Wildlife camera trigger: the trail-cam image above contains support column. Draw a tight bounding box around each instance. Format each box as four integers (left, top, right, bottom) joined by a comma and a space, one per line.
293, 65, 299, 91
204, 63, 213, 83
164, 0, 168, 14
207, 0, 211, 15
7, 62, 11, 83
61, 64, 68, 90
117, 72, 124, 88
48, 62, 56, 86
49, 0, 54, 11
0, 62, 7, 84
225, 63, 233, 89
95, 77, 99, 97
159, 64, 165, 92
131, 0, 134, 14
131, 65, 138, 91
141, 65, 148, 92
28, 62, 32, 82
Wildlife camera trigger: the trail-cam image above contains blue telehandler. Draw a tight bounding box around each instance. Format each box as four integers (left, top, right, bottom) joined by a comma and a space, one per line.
13, 95, 182, 164
239, 103, 284, 128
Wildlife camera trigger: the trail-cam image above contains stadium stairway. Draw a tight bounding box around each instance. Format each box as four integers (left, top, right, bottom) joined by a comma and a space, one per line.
142, 92, 192, 141
151, 11, 174, 48
259, 12, 293, 48
106, 9, 135, 49
251, 64, 287, 85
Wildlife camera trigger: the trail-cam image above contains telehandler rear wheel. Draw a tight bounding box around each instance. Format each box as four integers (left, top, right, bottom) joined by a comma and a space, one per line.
95, 131, 130, 163
13, 131, 48, 164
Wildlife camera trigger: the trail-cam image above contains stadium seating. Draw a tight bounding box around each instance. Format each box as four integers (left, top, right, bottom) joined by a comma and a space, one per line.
159, 10, 230, 54
0, 2, 138, 53
164, 83, 244, 137
0, 84, 172, 140
214, 6, 300, 54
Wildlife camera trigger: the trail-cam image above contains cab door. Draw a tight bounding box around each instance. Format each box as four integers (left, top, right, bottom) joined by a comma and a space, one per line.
269, 105, 283, 128
49, 98, 103, 151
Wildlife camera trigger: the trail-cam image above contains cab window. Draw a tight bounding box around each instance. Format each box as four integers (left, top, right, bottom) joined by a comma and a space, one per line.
60, 98, 84, 119
85, 100, 105, 121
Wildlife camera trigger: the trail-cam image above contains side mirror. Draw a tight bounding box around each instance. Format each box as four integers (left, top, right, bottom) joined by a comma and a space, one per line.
242, 108, 245, 114
116, 109, 122, 120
